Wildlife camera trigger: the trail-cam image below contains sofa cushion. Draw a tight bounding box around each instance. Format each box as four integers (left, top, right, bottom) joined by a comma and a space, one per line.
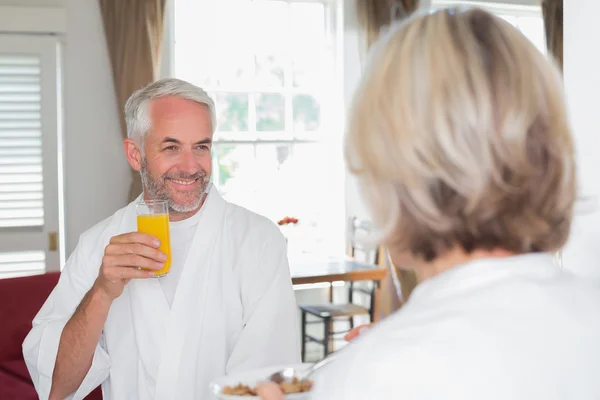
0, 272, 60, 361
0, 369, 38, 400
0, 359, 31, 383
0, 359, 30, 382
0, 359, 103, 399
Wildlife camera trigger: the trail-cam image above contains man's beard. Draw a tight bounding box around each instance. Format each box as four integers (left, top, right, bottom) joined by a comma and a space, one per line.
140, 158, 209, 213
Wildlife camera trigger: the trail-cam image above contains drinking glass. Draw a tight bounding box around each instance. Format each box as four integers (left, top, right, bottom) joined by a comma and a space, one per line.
136, 200, 171, 277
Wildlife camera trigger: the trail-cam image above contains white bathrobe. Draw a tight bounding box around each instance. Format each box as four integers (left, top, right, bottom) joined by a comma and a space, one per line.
22, 186, 301, 400
311, 253, 600, 400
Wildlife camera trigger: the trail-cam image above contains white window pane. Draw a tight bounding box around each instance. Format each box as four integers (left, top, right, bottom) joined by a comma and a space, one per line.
252, 1, 289, 53
284, 143, 336, 255
293, 94, 321, 132
499, 14, 518, 26
290, 2, 331, 89
212, 141, 343, 256
291, 3, 326, 50
214, 92, 249, 132
517, 16, 547, 54
174, 0, 254, 88
292, 52, 333, 89
214, 144, 256, 200
255, 93, 285, 131
0, 250, 45, 279
255, 54, 285, 88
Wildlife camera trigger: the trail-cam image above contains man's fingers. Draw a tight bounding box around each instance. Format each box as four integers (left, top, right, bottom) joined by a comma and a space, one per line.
109, 232, 161, 248
104, 265, 155, 280
103, 254, 164, 271
121, 267, 156, 279
105, 242, 167, 263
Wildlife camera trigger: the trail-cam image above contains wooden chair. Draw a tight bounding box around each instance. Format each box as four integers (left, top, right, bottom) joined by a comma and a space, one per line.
298, 217, 380, 361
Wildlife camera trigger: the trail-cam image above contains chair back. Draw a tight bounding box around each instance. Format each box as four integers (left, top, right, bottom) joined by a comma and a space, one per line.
347, 216, 380, 263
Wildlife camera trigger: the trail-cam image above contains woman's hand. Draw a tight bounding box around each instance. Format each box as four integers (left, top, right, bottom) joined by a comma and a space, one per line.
254, 323, 375, 399
255, 382, 285, 400
344, 323, 373, 341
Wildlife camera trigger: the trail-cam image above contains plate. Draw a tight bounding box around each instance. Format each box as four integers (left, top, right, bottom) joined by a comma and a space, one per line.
210, 363, 313, 399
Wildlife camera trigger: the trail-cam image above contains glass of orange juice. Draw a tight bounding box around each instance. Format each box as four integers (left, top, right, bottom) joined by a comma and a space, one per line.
136, 200, 171, 277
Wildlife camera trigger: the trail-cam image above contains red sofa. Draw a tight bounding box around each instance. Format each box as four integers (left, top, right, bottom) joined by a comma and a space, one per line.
0, 272, 102, 399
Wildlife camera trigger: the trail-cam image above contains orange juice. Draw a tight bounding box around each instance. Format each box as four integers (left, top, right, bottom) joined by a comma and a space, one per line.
137, 214, 171, 276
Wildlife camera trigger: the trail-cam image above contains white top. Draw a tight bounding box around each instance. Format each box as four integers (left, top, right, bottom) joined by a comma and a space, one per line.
311, 253, 600, 400
22, 187, 301, 400
159, 208, 203, 307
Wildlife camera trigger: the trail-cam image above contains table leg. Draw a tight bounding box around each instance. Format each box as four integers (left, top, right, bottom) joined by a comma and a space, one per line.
373, 280, 382, 322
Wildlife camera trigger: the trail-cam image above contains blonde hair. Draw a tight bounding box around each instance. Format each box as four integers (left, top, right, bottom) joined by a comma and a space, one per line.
346, 8, 576, 261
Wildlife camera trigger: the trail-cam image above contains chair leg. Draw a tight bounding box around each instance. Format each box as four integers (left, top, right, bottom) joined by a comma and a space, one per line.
301, 311, 307, 362
369, 281, 379, 322
323, 317, 331, 357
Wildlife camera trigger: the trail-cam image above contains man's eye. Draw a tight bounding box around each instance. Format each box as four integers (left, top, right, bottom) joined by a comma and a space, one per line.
164, 146, 177, 151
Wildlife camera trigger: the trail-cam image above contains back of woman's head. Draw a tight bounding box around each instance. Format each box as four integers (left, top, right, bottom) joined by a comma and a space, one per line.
346, 7, 576, 261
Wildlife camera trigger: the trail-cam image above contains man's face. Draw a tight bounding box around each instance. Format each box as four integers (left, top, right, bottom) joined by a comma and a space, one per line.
139, 96, 213, 214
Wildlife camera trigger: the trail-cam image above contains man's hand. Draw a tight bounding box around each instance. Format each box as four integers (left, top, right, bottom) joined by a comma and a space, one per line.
48, 233, 164, 399
94, 232, 166, 300
344, 323, 373, 342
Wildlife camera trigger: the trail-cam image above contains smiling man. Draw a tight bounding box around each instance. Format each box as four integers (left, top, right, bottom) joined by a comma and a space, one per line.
22, 78, 300, 400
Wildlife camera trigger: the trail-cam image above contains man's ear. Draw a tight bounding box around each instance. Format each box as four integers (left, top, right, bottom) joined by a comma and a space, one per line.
124, 138, 143, 171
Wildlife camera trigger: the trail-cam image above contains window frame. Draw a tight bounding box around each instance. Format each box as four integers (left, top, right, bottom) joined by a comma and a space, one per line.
165, 0, 347, 258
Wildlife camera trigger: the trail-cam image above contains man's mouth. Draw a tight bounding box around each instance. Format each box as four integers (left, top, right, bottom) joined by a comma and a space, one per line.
168, 178, 198, 186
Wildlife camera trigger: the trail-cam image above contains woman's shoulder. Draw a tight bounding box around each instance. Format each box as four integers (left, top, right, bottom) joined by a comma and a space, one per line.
310, 325, 437, 400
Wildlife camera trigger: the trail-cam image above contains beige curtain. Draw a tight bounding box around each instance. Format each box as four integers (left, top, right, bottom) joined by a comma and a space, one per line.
356, 0, 420, 47
354, 0, 420, 319
99, 0, 167, 201
542, 0, 563, 70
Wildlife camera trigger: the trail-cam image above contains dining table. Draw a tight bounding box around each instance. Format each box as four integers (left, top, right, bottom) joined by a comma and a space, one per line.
290, 258, 387, 286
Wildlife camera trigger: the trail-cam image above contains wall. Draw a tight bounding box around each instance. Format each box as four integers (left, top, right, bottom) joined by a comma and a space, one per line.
0, 0, 62, 5
561, 0, 600, 281
342, 0, 370, 223
0, 0, 131, 257
61, 0, 130, 256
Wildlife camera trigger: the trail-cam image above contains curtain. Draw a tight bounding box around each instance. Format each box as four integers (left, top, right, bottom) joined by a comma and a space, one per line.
542, 0, 563, 70
98, 0, 167, 202
355, 0, 420, 47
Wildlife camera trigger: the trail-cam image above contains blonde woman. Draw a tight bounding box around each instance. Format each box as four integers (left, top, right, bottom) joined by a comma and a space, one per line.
257, 7, 600, 400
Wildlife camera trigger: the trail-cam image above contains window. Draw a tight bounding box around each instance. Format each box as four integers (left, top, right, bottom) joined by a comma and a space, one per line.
0, 34, 62, 278
172, 0, 345, 258
430, 1, 546, 53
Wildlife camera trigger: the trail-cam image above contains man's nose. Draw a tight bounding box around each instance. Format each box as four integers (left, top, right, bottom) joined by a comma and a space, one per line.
179, 150, 199, 174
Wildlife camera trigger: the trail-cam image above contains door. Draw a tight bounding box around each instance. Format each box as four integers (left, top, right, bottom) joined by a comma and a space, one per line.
0, 34, 61, 278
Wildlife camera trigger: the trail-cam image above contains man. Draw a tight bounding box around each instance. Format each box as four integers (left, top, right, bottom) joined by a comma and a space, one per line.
23, 78, 301, 400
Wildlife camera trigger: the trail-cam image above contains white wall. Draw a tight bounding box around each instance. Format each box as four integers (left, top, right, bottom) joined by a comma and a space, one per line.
561, 0, 600, 281
0, 0, 62, 5
61, 0, 130, 255
0, 0, 130, 257
342, 0, 370, 223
